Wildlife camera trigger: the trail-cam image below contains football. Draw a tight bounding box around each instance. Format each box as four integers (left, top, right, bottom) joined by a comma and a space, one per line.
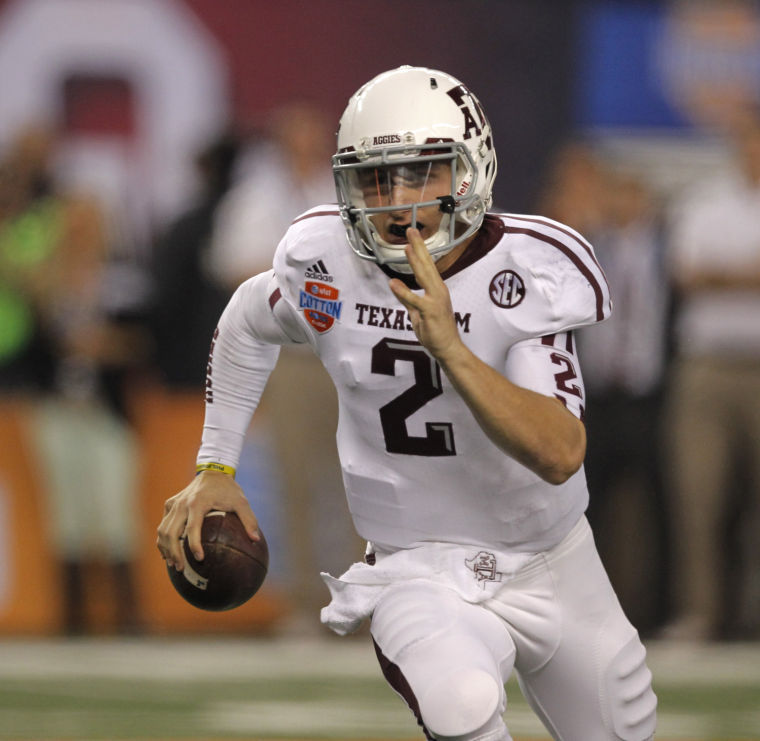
167, 511, 269, 611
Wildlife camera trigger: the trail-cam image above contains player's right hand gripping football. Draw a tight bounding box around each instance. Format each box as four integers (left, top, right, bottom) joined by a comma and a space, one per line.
156, 471, 260, 571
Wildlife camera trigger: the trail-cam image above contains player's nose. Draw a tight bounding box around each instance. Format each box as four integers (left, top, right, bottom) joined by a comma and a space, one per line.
388, 182, 415, 208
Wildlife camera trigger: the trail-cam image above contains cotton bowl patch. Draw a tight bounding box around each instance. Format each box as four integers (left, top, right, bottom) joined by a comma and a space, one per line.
299, 281, 343, 332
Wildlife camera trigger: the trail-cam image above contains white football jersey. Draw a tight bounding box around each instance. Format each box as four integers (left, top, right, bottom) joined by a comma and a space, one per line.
200, 208, 611, 554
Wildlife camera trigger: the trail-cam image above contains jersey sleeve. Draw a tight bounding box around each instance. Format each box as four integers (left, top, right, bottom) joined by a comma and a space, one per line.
196, 270, 309, 468
504, 331, 586, 420
501, 214, 612, 338
270, 206, 345, 340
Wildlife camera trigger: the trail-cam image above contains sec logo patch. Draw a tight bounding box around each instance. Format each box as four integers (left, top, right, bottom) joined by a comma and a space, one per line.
489, 270, 525, 308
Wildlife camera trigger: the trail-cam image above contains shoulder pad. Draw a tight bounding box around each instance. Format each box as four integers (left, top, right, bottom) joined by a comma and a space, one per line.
495, 213, 612, 335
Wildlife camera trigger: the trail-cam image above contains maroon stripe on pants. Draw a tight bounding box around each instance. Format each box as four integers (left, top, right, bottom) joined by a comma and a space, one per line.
372, 639, 435, 741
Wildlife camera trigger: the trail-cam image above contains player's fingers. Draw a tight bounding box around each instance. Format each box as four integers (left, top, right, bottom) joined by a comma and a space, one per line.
155, 533, 170, 564
184, 507, 206, 563
170, 536, 187, 572
170, 501, 194, 569
234, 505, 261, 542
389, 277, 422, 311
156, 521, 171, 558
405, 228, 442, 290
157, 506, 186, 570
404, 229, 429, 273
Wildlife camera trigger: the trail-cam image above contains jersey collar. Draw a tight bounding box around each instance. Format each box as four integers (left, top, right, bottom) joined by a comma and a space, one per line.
377, 213, 505, 289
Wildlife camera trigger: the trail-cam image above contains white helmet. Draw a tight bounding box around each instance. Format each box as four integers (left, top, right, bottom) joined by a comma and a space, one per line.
333, 66, 497, 272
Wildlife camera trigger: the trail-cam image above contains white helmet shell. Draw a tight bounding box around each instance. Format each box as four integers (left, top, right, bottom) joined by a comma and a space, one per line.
333, 66, 497, 271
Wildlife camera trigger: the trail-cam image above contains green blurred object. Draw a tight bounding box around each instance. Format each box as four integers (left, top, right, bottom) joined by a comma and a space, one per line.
0, 198, 62, 362
0, 286, 33, 361
0, 197, 61, 268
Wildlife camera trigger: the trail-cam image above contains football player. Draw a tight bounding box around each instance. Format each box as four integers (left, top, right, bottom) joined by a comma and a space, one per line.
157, 66, 657, 741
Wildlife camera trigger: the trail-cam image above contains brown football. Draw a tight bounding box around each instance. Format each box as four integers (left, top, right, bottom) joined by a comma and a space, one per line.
167, 511, 269, 611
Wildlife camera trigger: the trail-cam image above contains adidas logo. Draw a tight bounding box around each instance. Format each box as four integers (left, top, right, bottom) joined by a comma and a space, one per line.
304, 260, 333, 283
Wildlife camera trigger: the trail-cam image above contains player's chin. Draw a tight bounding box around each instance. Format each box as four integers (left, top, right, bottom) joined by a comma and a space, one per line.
384, 235, 408, 246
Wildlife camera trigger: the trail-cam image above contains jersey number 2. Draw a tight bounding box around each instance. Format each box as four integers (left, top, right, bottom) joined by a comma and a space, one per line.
371, 338, 456, 456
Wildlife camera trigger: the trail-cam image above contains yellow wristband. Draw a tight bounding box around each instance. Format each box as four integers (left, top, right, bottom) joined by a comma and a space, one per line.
196, 462, 236, 477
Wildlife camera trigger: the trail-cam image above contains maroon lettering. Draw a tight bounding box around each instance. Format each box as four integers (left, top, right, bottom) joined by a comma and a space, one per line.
205, 327, 219, 404
550, 352, 582, 398
379, 306, 395, 329
356, 303, 471, 333
446, 84, 483, 140
372, 338, 456, 456
373, 134, 402, 145
355, 303, 370, 324
455, 312, 471, 333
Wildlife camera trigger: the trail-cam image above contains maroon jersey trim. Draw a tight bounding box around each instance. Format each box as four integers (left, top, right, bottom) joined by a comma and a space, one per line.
503, 225, 607, 322
541, 332, 575, 353
504, 214, 611, 304
505, 214, 605, 272
378, 213, 506, 288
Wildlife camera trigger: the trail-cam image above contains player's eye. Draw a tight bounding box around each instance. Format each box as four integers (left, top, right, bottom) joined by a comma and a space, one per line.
356, 168, 391, 196
354, 161, 451, 205
388, 164, 431, 189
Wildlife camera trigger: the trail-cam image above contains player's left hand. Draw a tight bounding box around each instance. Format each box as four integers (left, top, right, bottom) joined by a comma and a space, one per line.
388, 228, 464, 363
157, 471, 260, 571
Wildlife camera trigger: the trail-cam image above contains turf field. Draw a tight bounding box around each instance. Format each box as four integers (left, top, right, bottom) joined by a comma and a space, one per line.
0, 636, 758, 739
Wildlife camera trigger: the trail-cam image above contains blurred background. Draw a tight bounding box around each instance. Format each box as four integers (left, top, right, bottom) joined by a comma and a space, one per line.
1, 0, 760, 736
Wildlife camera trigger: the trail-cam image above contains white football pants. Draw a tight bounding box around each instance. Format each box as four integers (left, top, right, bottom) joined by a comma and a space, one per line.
370, 517, 657, 741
